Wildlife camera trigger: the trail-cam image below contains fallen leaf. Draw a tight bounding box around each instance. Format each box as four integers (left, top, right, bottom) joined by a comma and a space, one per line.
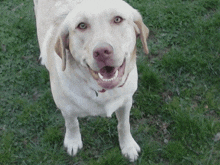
213, 132, 220, 142
164, 139, 169, 144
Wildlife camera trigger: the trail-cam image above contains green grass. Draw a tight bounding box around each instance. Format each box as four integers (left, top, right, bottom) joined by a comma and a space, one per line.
0, 0, 220, 164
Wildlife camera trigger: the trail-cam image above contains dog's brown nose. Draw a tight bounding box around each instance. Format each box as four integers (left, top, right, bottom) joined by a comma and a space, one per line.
93, 43, 114, 62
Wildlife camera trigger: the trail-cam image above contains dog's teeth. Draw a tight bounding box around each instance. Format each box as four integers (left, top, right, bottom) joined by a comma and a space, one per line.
114, 70, 119, 79
98, 70, 118, 82
98, 72, 103, 79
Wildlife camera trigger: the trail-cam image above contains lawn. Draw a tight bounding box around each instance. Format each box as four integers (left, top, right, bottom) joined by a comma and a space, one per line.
0, 0, 220, 164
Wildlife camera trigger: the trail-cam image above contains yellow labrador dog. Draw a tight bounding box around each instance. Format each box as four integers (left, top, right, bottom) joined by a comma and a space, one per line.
34, 0, 149, 162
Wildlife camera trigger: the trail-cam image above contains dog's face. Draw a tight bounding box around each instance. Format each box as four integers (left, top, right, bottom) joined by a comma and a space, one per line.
55, 0, 149, 89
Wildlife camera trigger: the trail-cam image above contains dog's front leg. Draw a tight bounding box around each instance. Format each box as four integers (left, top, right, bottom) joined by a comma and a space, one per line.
116, 98, 140, 162
63, 115, 83, 156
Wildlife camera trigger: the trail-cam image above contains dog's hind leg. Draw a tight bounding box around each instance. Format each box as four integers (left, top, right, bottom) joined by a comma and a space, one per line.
33, 0, 38, 16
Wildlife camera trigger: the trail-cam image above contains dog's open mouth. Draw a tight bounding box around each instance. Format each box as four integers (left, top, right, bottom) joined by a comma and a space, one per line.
89, 59, 126, 89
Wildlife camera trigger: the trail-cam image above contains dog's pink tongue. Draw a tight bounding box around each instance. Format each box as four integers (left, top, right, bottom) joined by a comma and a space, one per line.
100, 66, 116, 79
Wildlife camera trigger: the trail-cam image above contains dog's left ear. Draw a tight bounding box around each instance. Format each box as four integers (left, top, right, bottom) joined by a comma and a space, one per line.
133, 11, 149, 55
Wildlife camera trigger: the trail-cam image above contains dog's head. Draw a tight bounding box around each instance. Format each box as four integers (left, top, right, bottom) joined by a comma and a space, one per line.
55, 0, 149, 90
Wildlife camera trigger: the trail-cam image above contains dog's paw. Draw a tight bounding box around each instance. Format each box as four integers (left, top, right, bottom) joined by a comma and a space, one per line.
64, 135, 83, 156
120, 138, 141, 162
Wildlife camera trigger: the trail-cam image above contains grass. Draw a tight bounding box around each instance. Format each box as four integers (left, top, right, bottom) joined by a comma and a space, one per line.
0, 0, 220, 164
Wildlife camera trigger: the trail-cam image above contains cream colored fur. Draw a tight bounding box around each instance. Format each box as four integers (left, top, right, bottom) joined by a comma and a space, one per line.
34, 0, 149, 162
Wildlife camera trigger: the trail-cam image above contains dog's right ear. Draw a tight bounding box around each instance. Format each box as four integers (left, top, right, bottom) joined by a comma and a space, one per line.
55, 26, 69, 71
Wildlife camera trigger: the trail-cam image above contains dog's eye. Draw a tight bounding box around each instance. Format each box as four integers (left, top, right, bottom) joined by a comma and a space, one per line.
77, 23, 87, 30
114, 16, 123, 24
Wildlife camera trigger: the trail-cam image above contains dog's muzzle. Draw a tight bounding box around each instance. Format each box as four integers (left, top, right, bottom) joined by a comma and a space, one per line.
88, 58, 126, 89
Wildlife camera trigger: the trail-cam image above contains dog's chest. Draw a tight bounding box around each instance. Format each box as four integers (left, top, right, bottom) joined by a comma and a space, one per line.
75, 92, 126, 117
52, 65, 137, 117
60, 80, 130, 117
